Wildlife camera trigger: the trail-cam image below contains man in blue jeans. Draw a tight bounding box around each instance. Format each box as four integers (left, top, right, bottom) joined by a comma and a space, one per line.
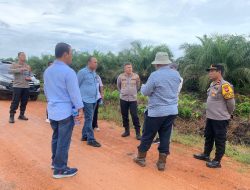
134, 52, 181, 171
44, 42, 84, 179
77, 56, 101, 147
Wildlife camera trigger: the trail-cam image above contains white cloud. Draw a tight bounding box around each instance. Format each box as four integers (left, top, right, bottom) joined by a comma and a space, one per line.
0, 0, 250, 58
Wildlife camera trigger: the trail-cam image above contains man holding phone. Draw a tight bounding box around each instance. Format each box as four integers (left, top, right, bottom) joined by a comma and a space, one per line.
9, 52, 31, 123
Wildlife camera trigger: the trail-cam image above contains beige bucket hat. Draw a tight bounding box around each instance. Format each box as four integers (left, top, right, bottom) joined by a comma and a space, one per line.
151, 52, 172, 65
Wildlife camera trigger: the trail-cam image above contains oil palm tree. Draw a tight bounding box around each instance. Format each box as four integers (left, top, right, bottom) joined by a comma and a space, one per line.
178, 34, 250, 93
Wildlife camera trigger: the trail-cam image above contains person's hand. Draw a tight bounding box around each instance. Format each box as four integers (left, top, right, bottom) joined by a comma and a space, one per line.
75, 109, 84, 123
20, 67, 28, 72
25, 76, 32, 81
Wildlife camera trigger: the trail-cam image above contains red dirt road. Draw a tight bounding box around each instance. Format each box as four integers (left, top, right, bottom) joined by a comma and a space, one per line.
0, 101, 250, 190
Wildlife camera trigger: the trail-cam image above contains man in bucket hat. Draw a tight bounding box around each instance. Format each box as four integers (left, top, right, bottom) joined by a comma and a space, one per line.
193, 64, 235, 168
133, 52, 182, 171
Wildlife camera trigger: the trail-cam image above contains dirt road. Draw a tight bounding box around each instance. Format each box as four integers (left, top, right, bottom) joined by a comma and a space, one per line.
0, 101, 249, 190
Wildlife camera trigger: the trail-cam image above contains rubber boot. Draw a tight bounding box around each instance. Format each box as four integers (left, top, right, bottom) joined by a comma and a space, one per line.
121, 127, 130, 137
156, 153, 167, 171
18, 112, 28, 120
134, 151, 147, 167
135, 128, 142, 140
9, 113, 15, 123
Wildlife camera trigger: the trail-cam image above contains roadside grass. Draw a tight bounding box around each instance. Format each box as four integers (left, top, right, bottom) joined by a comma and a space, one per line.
98, 103, 122, 125
98, 103, 250, 165
38, 93, 46, 102
172, 130, 250, 165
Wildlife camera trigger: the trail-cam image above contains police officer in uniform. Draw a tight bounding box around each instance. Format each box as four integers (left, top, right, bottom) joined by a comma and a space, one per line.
9, 52, 31, 123
194, 64, 235, 168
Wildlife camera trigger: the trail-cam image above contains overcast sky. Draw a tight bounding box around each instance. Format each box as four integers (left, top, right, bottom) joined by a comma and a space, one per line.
0, 0, 250, 59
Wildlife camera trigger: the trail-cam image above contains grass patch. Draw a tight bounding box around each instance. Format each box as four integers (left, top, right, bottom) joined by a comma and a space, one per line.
37, 93, 46, 102
98, 103, 122, 125
226, 144, 250, 164
172, 129, 250, 165
172, 130, 204, 147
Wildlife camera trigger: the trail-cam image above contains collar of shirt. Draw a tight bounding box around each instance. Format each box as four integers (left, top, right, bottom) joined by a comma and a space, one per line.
54, 60, 68, 66
124, 72, 134, 77
211, 78, 223, 87
158, 65, 170, 70
86, 66, 96, 73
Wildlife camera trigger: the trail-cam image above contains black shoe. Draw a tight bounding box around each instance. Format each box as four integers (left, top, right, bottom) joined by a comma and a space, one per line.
121, 130, 130, 137
18, 115, 28, 120
193, 153, 210, 162
9, 115, 15, 123
136, 134, 141, 140
87, 140, 101, 147
135, 128, 141, 140
53, 167, 78, 179
206, 160, 221, 168
81, 137, 87, 141
153, 137, 160, 144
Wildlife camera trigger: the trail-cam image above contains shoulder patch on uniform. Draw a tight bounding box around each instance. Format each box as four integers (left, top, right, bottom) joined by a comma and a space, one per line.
222, 83, 234, 99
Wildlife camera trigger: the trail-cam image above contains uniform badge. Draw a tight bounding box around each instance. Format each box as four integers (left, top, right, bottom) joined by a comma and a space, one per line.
224, 86, 229, 92
222, 83, 234, 99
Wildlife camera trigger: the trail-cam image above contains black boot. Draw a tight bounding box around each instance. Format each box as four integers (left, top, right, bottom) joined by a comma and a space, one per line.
193, 153, 210, 162
121, 127, 130, 137
134, 151, 147, 167
156, 153, 167, 171
135, 128, 141, 140
18, 112, 28, 120
206, 160, 221, 168
9, 114, 15, 123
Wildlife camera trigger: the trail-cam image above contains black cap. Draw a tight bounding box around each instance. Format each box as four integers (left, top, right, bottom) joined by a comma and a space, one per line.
206, 64, 224, 72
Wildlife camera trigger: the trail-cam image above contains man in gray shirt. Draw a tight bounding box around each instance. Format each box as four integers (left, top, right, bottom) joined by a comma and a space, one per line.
194, 64, 235, 168
134, 52, 181, 171
9, 52, 31, 123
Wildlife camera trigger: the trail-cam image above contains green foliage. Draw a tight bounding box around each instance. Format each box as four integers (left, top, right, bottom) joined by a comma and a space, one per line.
178, 34, 250, 94
98, 104, 122, 124
28, 55, 55, 79
11, 41, 172, 84
226, 144, 250, 164
178, 94, 204, 119
104, 89, 120, 101
138, 92, 148, 104
119, 41, 173, 82
235, 95, 250, 118
137, 104, 146, 115
37, 93, 46, 102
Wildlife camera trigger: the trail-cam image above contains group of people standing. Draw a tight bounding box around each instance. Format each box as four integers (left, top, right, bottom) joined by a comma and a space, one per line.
8, 42, 235, 179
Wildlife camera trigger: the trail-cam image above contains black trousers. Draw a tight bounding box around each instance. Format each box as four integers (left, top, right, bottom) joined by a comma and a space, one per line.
92, 99, 101, 129
204, 118, 229, 161
138, 111, 177, 154
10, 88, 29, 115
120, 99, 141, 130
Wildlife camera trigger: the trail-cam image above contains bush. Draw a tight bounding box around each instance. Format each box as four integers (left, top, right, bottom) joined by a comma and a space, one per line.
138, 104, 146, 115
138, 93, 148, 104
235, 95, 250, 118
178, 94, 204, 119
178, 107, 192, 119
104, 89, 120, 101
